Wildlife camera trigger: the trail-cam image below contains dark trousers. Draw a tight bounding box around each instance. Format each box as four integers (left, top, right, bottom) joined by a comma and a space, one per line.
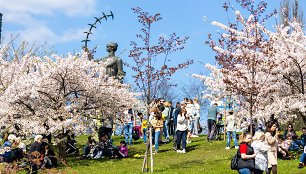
176, 130, 187, 150
207, 119, 216, 140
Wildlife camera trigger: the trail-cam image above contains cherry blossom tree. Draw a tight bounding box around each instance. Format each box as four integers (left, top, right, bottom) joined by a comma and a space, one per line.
0, 45, 139, 140
194, 10, 305, 127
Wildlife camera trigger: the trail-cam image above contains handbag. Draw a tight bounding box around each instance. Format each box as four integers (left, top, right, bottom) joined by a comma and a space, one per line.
132, 129, 140, 141
231, 154, 239, 170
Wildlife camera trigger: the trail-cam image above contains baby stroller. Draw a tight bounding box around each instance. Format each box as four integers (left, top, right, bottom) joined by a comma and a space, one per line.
65, 134, 79, 157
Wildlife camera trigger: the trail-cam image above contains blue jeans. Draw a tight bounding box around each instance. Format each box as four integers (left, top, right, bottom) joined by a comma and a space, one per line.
84, 145, 90, 156
163, 120, 169, 139
177, 130, 187, 150
300, 152, 306, 163
227, 131, 238, 147
289, 141, 301, 151
190, 120, 194, 133
143, 128, 147, 143
155, 131, 161, 151
124, 123, 133, 145
238, 168, 251, 174
192, 117, 199, 135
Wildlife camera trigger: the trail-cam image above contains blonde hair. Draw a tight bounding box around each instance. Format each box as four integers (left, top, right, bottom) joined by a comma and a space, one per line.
193, 98, 198, 103
239, 132, 251, 143
34, 135, 43, 142
163, 101, 171, 107
252, 131, 264, 141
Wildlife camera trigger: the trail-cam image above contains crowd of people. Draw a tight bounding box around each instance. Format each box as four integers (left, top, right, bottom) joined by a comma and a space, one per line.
0, 97, 305, 174
228, 119, 306, 174
0, 134, 58, 173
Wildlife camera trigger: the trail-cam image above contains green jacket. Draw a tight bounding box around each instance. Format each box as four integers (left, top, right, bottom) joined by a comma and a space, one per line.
207, 105, 219, 121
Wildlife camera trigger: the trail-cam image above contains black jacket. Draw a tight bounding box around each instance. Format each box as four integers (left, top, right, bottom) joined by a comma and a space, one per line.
237, 142, 255, 170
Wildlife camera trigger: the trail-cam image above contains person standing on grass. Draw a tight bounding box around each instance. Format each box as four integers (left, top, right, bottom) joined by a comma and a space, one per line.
172, 102, 181, 151
251, 131, 270, 174
134, 112, 143, 138
192, 98, 200, 137
176, 108, 189, 154
265, 121, 279, 174
151, 112, 163, 154
207, 103, 219, 142
162, 101, 171, 142
141, 117, 148, 143
225, 110, 238, 150
168, 101, 174, 136
123, 108, 135, 146
237, 132, 256, 174
185, 100, 195, 144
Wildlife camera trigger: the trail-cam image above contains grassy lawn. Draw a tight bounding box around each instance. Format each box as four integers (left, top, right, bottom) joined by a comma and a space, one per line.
58, 134, 304, 174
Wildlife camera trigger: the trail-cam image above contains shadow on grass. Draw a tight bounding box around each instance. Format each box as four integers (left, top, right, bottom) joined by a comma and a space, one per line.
186, 144, 200, 152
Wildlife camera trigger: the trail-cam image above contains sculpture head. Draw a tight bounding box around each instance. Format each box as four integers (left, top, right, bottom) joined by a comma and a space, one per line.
106, 42, 118, 52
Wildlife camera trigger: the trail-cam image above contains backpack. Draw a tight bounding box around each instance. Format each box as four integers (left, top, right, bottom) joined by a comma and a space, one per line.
132, 129, 140, 141
231, 153, 239, 170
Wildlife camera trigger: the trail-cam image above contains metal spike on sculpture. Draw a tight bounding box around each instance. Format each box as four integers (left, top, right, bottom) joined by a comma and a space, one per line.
0, 13, 2, 44
82, 11, 114, 50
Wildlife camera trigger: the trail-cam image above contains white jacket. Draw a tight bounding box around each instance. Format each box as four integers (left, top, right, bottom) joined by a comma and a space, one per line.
176, 114, 188, 131
194, 103, 200, 118
185, 104, 195, 120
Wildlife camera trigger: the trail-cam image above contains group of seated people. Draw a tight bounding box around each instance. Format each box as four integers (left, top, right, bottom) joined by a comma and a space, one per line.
0, 134, 57, 172
84, 134, 128, 159
0, 134, 26, 163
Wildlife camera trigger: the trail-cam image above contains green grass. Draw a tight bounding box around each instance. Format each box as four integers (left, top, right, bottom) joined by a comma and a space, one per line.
56, 134, 304, 174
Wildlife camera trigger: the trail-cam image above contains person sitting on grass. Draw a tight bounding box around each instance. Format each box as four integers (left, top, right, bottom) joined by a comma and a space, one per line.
288, 135, 301, 151
291, 127, 306, 151
28, 135, 44, 173
94, 134, 114, 158
112, 141, 128, 159
277, 135, 290, 160
44, 144, 57, 168
0, 134, 17, 163
84, 135, 97, 158
298, 145, 306, 168
283, 123, 297, 140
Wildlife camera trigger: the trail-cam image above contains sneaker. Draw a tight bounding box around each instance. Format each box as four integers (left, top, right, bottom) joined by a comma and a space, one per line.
187, 140, 192, 144
298, 163, 304, 168
177, 150, 182, 153
153, 151, 158, 154
225, 147, 231, 150
235, 146, 239, 149
181, 149, 186, 153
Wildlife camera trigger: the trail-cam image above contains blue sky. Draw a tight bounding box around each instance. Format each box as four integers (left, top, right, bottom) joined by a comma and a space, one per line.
1, 0, 305, 106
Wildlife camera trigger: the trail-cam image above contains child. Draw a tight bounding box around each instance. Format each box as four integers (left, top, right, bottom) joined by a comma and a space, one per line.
113, 141, 128, 159
84, 136, 97, 158
141, 118, 148, 143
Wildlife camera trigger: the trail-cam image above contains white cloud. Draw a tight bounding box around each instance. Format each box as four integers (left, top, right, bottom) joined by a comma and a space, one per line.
0, 0, 97, 44
0, 0, 97, 17
4, 26, 86, 44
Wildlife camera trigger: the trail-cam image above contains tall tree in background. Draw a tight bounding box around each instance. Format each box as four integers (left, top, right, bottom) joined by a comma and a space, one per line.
127, 7, 192, 109
126, 7, 192, 172
280, 0, 304, 28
